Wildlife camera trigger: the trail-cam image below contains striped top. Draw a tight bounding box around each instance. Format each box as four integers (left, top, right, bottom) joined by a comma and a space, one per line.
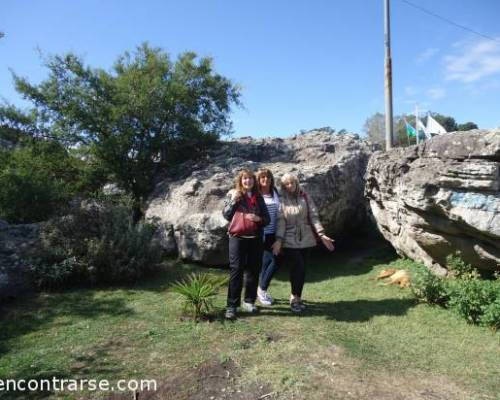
262, 190, 279, 235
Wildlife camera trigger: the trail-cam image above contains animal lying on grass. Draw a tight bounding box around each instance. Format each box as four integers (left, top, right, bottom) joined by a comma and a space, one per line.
372, 269, 411, 288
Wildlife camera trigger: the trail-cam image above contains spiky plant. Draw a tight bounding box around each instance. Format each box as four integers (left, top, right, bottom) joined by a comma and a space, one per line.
171, 273, 228, 320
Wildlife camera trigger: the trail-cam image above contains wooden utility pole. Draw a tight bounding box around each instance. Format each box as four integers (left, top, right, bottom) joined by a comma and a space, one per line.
384, 0, 394, 150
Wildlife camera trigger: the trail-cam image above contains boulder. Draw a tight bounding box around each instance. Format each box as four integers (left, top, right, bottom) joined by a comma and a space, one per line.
365, 129, 500, 274
0, 221, 39, 301
146, 130, 373, 265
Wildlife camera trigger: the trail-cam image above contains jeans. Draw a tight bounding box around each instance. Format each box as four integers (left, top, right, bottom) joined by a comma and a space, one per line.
259, 234, 279, 291
227, 236, 263, 308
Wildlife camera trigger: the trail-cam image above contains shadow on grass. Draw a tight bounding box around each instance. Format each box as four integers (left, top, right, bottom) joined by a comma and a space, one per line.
0, 290, 135, 358
235, 298, 416, 322
0, 340, 123, 399
130, 258, 218, 292
271, 235, 398, 284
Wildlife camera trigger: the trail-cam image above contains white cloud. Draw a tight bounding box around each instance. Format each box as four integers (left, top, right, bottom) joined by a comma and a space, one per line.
427, 87, 446, 99
444, 38, 500, 83
417, 48, 439, 63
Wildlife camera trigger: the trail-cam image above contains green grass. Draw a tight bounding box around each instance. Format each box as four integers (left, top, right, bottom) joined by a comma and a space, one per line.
1, 238, 499, 399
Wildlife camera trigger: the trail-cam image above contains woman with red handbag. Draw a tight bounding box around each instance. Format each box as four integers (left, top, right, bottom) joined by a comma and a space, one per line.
222, 169, 270, 320
272, 173, 335, 313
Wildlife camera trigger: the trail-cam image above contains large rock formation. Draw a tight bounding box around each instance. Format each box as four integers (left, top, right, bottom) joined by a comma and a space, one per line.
365, 129, 500, 274
146, 130, 373, 265
0, 220, 38, 301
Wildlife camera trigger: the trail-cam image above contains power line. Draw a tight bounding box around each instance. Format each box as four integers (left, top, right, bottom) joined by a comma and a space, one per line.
400, 0, 500, 44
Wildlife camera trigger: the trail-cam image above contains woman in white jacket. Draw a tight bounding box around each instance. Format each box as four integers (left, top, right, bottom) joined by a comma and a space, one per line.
272, 173, 334, 312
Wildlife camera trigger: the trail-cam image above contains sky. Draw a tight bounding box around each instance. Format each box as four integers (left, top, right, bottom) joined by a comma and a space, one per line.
1, 0, 500, 138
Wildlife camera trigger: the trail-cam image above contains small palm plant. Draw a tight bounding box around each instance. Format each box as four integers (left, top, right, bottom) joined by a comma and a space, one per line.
171, 273, 228, 320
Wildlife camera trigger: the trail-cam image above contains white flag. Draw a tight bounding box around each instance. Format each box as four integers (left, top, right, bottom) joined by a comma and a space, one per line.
416, 118, 429, 139
426, 115, 447, 135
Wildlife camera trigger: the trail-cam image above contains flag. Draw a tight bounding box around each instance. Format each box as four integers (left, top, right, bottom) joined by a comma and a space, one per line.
427, 115, 447, 135
405, 120, 417, 137
416, 118, 429, 140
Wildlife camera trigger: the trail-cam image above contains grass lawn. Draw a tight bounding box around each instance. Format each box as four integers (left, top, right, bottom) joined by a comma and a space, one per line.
1, 237, 499, 399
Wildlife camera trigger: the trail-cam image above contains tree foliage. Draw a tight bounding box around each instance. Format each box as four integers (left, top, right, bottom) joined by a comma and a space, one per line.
362, 112, 385, 144
1, 43, 241, 216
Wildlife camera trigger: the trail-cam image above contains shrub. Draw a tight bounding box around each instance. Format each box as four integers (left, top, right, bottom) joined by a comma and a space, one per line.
30, 196, 162, 287
411, 266, 449, 306
480, 297, 500, 331
0, 169, 64, 223
448, 278, 499, 325
446, 252, 476, 278
0, 140, 100, 223
171, 273, 228, 320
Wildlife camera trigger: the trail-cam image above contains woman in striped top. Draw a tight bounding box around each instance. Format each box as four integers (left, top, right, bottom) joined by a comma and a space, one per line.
256, 168, 280, 306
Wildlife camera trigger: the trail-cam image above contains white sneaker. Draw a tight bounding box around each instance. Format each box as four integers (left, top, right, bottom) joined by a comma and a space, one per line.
242, 302, 258, 313
257, 287, 273, 306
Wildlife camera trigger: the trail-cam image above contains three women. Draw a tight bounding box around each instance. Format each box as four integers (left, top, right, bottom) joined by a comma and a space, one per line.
223, 169, 334, 319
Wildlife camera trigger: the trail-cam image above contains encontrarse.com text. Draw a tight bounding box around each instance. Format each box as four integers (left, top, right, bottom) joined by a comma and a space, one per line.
0, 378, 157, 392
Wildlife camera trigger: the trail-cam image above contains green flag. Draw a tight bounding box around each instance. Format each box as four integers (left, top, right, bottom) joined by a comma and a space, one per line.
405, 121, 417, 137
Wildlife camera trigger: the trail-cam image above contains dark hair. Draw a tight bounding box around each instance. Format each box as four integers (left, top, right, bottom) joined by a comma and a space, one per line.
256, 168, 275, 193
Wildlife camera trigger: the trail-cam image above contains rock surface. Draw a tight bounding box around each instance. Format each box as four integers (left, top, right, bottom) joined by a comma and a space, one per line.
0, 220, 38, 301
365, 129, 500, 274
146, 130, 373, 265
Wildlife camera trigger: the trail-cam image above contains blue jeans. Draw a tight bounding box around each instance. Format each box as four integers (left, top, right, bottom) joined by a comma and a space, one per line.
259, 234, 279, 291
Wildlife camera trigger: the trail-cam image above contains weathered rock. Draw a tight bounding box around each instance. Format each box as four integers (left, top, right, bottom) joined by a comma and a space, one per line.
146, 130, 373, 265
365, 129, 500, 274
0, 221, 39, 301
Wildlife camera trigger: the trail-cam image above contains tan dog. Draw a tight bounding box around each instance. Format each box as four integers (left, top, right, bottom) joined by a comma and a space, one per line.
375, 268, 398, 280
374, 269, 410, 288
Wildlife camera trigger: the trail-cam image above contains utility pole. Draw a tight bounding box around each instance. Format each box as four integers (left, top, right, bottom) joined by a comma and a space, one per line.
384, 0, 394, 151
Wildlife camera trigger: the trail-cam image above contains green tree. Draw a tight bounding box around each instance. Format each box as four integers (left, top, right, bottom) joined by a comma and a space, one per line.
0, 140, 86, 223
1, 43, 241, 218
430, 112, 457, 132
457, 122, 478, 131
362, 112, 385, 145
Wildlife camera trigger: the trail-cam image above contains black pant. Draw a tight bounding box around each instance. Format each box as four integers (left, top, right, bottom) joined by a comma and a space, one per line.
227, 236, 263, 307
283, 248, 310, 297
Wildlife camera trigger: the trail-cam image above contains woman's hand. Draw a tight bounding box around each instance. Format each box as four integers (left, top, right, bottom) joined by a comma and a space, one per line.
271, 240, 282, 256
245, 213, 261, 223
321, 235, 335, 252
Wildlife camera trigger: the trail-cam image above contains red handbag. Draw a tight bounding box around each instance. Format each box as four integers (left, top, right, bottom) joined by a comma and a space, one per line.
228, 208, 259, 236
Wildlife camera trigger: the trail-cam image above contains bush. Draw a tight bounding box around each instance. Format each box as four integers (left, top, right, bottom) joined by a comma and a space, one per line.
409, 256, 500, 330
446, 252, 476, 278
171, 273, 228, 320
0, 140, 102, 223
480, 297, 500, 331
30, 196, 162, 288
448, 278, 499, 325
411, 266, 449, 306
0, 169, 64, 223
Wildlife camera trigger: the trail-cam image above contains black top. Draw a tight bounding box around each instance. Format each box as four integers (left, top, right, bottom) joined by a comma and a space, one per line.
222, 191, 270, 237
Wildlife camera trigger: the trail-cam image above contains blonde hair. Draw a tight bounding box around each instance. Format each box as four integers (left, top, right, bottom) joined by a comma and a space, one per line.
280, 173, 301, 197
256, 168, 275, 193
234, 169, 257, 193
